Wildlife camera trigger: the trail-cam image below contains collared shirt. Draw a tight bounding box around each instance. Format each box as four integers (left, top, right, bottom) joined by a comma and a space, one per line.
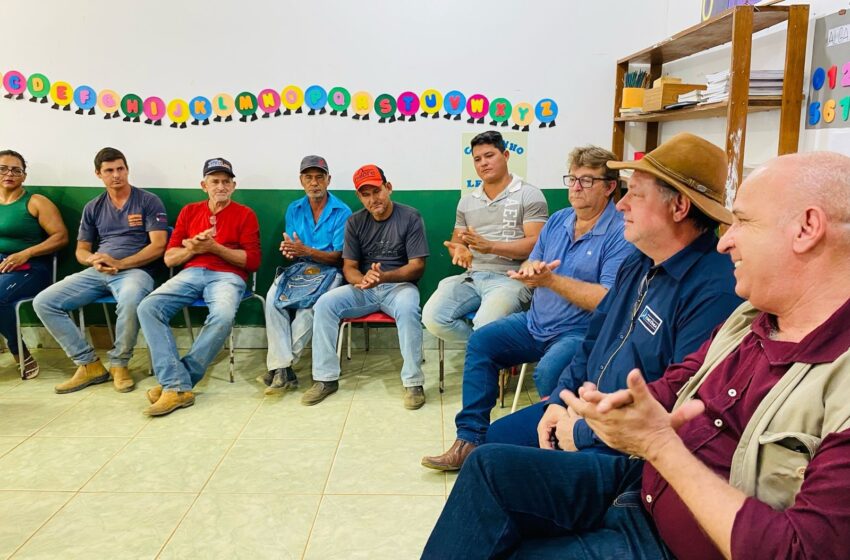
643, 297, 850, 560
284, 192, 352, 256
455, 174, 548, 273
526, 201, 633, 341
549, 231, 743, 449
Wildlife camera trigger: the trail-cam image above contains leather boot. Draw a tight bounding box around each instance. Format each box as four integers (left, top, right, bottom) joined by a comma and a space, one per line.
110, 366, 135, 393
54, 360, 110, 394
144, 390, 195, 417
421, 439, 477, 471
146, 385, 163, 404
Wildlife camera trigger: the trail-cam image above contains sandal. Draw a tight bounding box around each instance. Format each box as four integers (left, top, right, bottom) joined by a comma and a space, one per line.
21, 354, 39, 380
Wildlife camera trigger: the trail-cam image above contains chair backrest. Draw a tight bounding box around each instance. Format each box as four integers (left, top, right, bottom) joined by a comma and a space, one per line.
49, 253, 58, 283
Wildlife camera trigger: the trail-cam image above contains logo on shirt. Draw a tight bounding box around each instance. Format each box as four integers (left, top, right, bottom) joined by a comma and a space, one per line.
155, 212, 168, 223
127, 213, 143, 227
638, 306, 663, 335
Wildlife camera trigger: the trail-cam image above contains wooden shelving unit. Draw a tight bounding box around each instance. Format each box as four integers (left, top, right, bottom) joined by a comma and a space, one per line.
612, 4, 809, 198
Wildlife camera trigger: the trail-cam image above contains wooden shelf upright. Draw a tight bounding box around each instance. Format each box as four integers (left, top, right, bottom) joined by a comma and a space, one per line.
611, 4, 809, 199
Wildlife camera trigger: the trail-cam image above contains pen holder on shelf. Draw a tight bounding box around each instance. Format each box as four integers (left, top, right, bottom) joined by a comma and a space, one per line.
621, 87, 645, 109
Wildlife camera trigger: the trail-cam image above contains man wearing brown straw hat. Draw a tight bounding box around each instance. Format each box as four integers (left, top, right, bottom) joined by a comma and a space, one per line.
421, 132, 743, 557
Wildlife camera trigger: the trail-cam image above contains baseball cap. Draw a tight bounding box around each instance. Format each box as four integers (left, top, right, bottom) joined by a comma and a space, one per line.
300, 155, 329, 174
352, 164, 386, 190
202, 157, 235, 178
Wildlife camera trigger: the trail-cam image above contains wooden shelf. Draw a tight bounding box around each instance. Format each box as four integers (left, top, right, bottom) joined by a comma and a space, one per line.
619, 6, 790, 65
615, 97, 782, 123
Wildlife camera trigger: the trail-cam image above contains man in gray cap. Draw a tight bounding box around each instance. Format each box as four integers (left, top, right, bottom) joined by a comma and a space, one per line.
259, 155, 352, 394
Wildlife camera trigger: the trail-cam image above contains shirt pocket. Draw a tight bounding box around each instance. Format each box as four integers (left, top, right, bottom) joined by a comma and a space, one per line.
756, 431, 821, 509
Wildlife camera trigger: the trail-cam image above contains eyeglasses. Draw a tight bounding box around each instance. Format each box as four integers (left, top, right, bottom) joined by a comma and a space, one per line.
0, 166, 25, 177
301, 173, 328, 183
563, 175, 610, 190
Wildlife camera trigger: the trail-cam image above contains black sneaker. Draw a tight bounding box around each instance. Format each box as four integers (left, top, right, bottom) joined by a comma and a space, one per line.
301, 380, 339, 406
264, 367, 299, 395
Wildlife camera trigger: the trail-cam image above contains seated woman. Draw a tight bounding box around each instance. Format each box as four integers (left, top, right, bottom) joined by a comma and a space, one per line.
0, 150, 68, 379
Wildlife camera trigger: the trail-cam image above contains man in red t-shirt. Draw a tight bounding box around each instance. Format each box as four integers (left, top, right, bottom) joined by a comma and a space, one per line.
138, 157, 261, 417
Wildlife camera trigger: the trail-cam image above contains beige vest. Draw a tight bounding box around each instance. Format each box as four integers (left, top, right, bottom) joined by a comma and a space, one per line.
672, 302, 850, 510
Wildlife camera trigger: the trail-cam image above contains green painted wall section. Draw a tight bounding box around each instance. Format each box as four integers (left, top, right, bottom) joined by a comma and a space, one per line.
21, 186, 569, 326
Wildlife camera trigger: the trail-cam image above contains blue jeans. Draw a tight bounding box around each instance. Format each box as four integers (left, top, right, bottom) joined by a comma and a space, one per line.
422, 271, 531, 343
486, 401, 548, 447
456, 313, 583, 446
311, 283, 424, 387
33, 267, 153, 367
137, 268, 245, 392
421, 445, 671, 560
0, 258, 51, 355
264, 273, 343, 370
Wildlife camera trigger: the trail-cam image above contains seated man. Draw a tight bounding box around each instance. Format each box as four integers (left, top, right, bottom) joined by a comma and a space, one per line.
306, 164, 429, 409
34, 147, 168, 394
422, 130, 547, 341
259, 155, 351, 395
424, 133, 743, 472
423, 151, 850, 560
138, 157, 260, 417
422, 145, 635, 471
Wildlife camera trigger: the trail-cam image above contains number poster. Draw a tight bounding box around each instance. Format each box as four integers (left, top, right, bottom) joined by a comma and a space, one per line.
807, 9, 850, 129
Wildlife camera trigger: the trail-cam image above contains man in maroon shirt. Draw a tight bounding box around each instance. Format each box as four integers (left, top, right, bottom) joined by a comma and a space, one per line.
422, 151, 850, 559
138, 158, 261, 417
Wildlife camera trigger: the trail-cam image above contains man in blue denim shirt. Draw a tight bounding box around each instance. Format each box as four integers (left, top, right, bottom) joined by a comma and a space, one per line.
259, 155, 351, 395
422, 133, 743, 559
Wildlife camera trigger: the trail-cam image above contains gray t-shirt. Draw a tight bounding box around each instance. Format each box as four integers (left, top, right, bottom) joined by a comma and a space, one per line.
455, 174, 548, 273
343, 202, 429, 275
78, 186, 168, 273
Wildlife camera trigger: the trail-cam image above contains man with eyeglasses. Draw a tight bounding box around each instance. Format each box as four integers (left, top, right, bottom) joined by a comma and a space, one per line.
422, 145, 634, 471
422, 130, 547, 344
137, 157, 261, 416
34, 147, 168, 394
258, 155, 351, 395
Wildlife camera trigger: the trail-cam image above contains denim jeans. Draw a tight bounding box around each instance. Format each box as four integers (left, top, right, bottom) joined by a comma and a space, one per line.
422, 271, 531, 343
311, 283, 424, 387
137, 268, 245, 392
421, 444, 671, 560
0, 258, 51, 355
455, 312, 584, 446
33, 267, 153, 367
264, 272, 343, 371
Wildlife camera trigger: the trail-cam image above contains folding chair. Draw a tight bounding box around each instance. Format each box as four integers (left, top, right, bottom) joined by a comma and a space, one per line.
13, 254, 58, 379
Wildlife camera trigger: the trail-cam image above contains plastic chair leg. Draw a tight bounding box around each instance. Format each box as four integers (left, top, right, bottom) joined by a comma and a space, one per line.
228, 328, 235, 383
511, 363, 529, 414
438, 338, 445, 393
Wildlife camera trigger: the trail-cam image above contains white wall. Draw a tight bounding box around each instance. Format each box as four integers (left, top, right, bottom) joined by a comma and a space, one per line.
1, 0, 673, 191
642, 0, 850, 169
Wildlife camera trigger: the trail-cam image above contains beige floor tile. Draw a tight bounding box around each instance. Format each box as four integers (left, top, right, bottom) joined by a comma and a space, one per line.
83, 438, 232, 493
160, 493, 320, 560
304, 494, 444, 560
343, 399, 443, 442
0, 436, 26, 458
0, 398, 82, 437
0, 491, 72, 559
37, 393, 152, 438
352, 370, 440, 401
206, 439, 337, 494
1, 376, 111, 401
326, 440, 446, 496
240, 396, 351, 441
135, 393, 260, 439
12, 492, 195, 560
0, 436, 126, 491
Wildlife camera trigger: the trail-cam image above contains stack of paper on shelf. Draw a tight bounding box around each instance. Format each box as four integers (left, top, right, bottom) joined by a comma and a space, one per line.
700, 69, 784, 103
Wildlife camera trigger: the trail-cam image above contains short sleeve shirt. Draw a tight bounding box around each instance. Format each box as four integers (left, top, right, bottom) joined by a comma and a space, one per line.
343, 203, 429, 275
284, 192, 352, 254
455, 174, 548, 273
78, 186, 168, 274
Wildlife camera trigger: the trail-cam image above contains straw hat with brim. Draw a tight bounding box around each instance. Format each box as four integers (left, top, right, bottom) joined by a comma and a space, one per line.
607, 132, 733, 225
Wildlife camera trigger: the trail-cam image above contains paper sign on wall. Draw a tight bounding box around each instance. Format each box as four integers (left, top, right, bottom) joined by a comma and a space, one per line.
806, 10, 850, 130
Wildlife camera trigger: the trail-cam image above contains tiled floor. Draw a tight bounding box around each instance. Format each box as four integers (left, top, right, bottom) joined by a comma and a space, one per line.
0, 345, 538, 559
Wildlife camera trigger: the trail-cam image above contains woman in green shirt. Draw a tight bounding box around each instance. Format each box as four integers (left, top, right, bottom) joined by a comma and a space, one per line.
0, 150, 68, 379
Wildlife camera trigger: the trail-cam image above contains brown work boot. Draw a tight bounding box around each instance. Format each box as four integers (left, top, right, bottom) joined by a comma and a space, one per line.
110, 366, 135, 393
146, 385, 163, 404
421, 439, 477, 471
300, 380, 338, 406
144, 390, 195, 417
403, 386, 426, 410
54, 360, 110, 394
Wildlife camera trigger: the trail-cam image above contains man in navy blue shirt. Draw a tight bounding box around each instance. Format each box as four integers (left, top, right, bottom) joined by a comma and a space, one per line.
34, 147, 168, 394
422, 133, 743, 559
422, 146, 634, 471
